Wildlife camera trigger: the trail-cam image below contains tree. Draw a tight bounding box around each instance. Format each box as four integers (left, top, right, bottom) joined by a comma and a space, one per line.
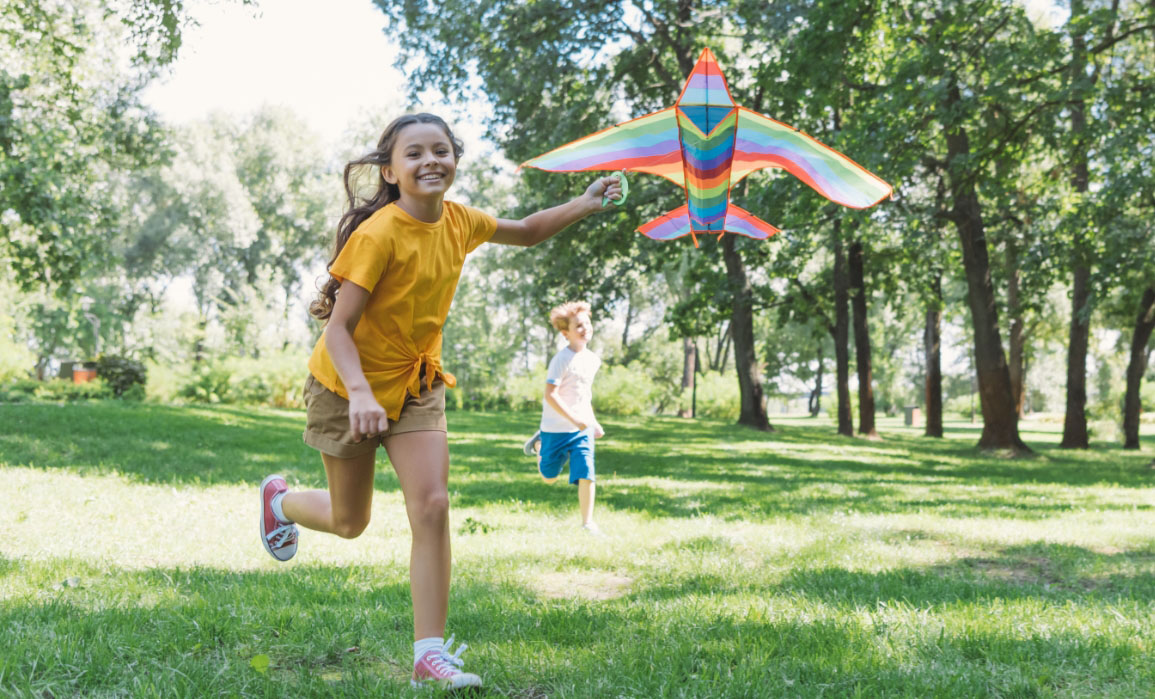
384, 0, 784, 429
1056, 0, 1155, 447
0, 0, 252, 294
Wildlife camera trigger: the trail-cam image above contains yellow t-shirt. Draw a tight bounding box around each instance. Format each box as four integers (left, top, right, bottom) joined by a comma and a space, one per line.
307, 200, 497, 421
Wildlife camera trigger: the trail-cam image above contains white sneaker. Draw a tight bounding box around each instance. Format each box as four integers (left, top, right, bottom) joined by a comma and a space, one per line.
522, 430, 542, 456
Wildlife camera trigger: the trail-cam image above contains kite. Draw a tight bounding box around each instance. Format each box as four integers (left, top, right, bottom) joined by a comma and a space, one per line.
522, 48, 893, 247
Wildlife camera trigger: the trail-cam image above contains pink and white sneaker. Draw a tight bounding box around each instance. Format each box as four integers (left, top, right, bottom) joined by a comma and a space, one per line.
411, 635, 482, 690
259, 474, 298, 562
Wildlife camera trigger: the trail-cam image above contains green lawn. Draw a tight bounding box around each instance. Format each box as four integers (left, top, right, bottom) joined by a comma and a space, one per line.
1, 402, 1153, 697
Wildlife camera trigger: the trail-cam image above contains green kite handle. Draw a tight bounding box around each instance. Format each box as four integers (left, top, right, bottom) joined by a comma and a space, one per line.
602, 170, 629, 207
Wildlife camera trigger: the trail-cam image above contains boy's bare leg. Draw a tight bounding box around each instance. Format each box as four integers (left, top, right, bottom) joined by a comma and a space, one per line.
385, 430, 451, 641
578, 478, 595, 525
282, 451, 375, 538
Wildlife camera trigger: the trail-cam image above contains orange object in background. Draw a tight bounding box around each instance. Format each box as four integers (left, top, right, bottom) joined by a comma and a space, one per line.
72, 367, 97, 384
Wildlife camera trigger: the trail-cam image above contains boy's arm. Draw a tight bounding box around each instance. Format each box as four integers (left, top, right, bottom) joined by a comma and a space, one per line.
544, 383, 590, 431
488, 175, 622, 248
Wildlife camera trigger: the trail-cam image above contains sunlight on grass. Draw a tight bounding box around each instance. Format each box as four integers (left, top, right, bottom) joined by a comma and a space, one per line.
2, 403, 1153, 696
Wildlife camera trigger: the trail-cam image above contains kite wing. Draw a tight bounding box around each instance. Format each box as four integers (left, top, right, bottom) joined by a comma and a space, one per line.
638, 203, 778, 243
520, 108, 685, 187
732, 108, 892, 209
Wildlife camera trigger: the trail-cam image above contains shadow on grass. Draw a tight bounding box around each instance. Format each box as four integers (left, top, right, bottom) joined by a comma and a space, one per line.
774, 541, 1155, 608
2, 405, 1152, 522
5, 546, 1152, 697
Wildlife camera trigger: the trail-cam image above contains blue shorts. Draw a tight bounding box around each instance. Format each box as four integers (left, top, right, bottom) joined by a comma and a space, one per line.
538, 430, 595, 485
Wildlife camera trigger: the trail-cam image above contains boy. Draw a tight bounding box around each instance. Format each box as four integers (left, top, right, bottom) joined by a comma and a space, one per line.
523, 301, 604, 532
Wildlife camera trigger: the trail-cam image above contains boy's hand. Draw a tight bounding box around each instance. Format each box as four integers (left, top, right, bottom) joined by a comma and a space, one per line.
348, 389, 388, 441
586, 174, 622, 209
593, 423, 605, 439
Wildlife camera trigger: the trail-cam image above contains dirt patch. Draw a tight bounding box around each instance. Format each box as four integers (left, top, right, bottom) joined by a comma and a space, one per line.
533, 570, 634, 601
965, 556, 1062, 585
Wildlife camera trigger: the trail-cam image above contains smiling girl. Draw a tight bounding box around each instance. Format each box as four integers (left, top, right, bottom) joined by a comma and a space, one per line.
256, 113, 620, 690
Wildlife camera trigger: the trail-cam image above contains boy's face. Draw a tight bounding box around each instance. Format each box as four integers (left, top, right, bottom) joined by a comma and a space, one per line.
561, 311, 593, 349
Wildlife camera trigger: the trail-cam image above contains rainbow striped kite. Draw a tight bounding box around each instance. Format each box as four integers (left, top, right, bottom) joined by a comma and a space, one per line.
522, 48, 892, 246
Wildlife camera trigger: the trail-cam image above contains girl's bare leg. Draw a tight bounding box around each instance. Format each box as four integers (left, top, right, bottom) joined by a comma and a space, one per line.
281, 451, 376, 539
384, 430, 451, 641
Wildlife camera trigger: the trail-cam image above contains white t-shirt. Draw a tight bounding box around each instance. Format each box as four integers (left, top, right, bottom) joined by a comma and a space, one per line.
540, 346, 601, 433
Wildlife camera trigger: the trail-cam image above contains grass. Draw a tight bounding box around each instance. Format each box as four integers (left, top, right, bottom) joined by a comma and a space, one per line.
1, 401, 1153, 697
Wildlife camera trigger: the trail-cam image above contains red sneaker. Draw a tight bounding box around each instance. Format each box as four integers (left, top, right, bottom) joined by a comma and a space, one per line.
411, 636, 482, 690
259, 474, 298, 562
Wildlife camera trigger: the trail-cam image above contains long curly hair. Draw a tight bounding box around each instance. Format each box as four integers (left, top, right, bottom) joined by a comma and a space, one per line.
309, 113, 464, 321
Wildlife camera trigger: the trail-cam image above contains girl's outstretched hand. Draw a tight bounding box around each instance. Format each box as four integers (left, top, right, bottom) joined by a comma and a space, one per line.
348, 389, 389, 441
586, 174, 623, 208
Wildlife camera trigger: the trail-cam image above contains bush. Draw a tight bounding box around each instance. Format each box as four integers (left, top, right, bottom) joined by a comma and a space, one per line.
504, 370, 544, 412
0, 379, 39, 403
1, 378, 113, 402
692, 371, 741, 420
593, 363, 660, 416
1141, 381, 1155, 413
943, 394, 977, 420
96, 355, 147, 398
157, 352, 311, 407
0, 314, 34, 383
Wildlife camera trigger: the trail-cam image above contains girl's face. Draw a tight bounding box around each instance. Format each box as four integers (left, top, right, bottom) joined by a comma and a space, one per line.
382, 122, 457, 199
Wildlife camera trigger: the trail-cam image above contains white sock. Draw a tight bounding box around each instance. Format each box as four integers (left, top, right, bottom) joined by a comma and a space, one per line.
270, 492, 292, 523
414, 637, 444, 666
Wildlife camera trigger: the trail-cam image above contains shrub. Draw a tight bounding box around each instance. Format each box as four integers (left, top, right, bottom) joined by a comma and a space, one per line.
0, 378, 113, 402
162, 352, 312, 408
593, 363, 660, 416
0, 314, 34, 383
95, 355, 147, 398
504, 370, 544, 412
221, 353, 310, 408
179, 364, 233, 404
39, 378, 113, 401
1141, 381, 1155, 413
0, 379, 39, 403
692, 371, 741, 420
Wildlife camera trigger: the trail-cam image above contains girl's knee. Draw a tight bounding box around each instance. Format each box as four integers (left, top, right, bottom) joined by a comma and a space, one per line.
409, 490, 450, 527
332, 514, 370, 539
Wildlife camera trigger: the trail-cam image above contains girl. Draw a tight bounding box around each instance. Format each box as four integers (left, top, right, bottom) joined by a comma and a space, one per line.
257, 113, 621, 690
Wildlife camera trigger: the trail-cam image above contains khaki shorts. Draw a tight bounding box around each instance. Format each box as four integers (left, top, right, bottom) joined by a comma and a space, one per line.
302, 374, 447, 459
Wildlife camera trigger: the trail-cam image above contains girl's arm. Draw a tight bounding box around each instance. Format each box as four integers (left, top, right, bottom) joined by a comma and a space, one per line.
543, 383, 589, 431
326, 279, 389, 440
489, 175, 622, 247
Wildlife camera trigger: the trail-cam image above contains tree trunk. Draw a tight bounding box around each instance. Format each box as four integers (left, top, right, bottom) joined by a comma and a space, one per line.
1060, 12, 1094, 447
621, 292, 634, 358
679, 336, 696, 418
716, 325, 732, 373
944, 84, 1027, 452
1123, 286, 1155, 449
1061, 264, 1092, 448
925, 273, 944, 438
722, 234, 772, 431
1006, 242, 1026, 417
849, 238, 877, 437
810, 343, 824, 417
832, 224, 853, 436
